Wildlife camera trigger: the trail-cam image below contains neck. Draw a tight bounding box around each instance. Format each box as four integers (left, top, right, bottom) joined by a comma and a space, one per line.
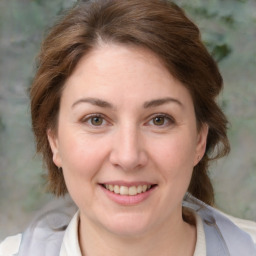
78, 211, 196, 256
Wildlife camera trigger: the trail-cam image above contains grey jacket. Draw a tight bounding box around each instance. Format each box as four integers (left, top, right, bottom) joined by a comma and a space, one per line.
14, 195, 256, 256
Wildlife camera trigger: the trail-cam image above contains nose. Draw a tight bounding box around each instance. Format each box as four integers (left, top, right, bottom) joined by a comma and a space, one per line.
109, 125, 148, 171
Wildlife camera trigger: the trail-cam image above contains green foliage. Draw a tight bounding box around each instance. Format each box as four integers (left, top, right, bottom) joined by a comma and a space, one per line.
221, 14, 235, 27
173, 0, 255, 64
0, 115, 5, 132
33, 0, 46, 6
206, 43, 232, 63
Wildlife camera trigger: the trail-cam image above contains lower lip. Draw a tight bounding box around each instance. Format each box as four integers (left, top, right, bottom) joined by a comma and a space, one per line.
100, 185, 156, 206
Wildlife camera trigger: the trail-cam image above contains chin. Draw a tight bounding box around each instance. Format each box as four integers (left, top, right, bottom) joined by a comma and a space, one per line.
101, 213, 153, 237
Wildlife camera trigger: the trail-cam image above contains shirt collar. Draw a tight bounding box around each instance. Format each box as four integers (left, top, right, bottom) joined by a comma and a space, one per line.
60, 211, 82, 256
59, 210, 205, 256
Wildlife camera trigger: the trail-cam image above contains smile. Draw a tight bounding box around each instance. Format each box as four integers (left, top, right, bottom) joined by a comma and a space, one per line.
102, 184, 154, 196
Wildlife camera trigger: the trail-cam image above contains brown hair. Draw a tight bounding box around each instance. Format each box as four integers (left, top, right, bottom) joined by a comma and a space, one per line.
30, 0, 230, 204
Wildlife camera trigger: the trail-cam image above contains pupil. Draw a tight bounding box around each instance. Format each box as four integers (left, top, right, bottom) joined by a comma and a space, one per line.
92, 117, 102, 125
154, 117, 164, 125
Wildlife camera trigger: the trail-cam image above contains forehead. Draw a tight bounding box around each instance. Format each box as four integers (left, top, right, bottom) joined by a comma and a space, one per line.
62, 44, 193, 107
67, 44, 170, 83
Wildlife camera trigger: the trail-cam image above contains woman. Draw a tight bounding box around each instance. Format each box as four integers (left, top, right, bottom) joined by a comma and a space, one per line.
1, 0, 255, 255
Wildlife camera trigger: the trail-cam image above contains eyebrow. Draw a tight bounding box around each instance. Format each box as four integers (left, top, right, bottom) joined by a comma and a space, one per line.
143, 97, 183, 108
72, 96, 183, 109
72, 97, 114, 109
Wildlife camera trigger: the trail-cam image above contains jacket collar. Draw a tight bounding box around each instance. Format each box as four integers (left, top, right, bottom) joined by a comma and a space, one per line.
17, 194, 256, 256
183, 193, 256, 256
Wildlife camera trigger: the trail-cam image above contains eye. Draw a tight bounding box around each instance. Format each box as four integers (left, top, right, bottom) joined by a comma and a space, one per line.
147, 114, 174, 127
81, 114, 107, 127
152, 116, 165, 126
90, 116, 104, 126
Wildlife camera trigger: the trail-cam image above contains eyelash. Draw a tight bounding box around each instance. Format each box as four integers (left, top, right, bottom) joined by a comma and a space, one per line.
146, 114, 175, 127
80, 113, 175, 128
81, 114, 108, 127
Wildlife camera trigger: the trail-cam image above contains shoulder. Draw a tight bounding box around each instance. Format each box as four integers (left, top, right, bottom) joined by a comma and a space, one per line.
221, 211, 256, 244
0, 197, 77, 256
183, 193, 256, 253
0, 234, 22, 256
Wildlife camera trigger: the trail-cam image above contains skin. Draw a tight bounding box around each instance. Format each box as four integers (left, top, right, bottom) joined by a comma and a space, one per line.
48, 44, 208, 256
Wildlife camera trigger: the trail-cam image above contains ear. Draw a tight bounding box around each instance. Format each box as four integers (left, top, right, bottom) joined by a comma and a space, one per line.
194, 123, 209, 166
47, 129, 62, 168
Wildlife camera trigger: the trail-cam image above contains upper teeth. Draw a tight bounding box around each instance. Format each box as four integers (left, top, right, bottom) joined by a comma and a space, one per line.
104, 184, 151, 196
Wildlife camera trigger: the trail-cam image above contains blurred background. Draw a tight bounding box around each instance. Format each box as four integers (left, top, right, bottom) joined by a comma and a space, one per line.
0, 0, 255, 240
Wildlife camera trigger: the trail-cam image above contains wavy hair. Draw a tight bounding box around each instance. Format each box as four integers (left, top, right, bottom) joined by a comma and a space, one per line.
30, 0, 230, 205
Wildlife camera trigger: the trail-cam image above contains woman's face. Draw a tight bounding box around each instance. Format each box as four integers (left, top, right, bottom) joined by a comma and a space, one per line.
48, 44, 208, 237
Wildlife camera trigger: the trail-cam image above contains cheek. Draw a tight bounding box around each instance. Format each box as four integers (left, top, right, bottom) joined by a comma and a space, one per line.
58, 131, 109, 179
58, 132, 111, 206
156, 134, 196, 165
150, 132, 197, 181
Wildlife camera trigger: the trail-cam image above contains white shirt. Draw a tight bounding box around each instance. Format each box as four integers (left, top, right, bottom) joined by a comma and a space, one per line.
59, 212, 81, 256
1, 210, 256, 256
59, 212, 206, 256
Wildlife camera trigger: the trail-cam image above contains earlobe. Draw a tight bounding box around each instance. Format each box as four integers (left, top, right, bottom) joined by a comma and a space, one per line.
47, 129, 62, 167
194, 124, 209, 165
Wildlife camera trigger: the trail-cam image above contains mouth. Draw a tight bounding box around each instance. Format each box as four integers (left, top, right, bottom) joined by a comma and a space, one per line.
101, 184, 157, 196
